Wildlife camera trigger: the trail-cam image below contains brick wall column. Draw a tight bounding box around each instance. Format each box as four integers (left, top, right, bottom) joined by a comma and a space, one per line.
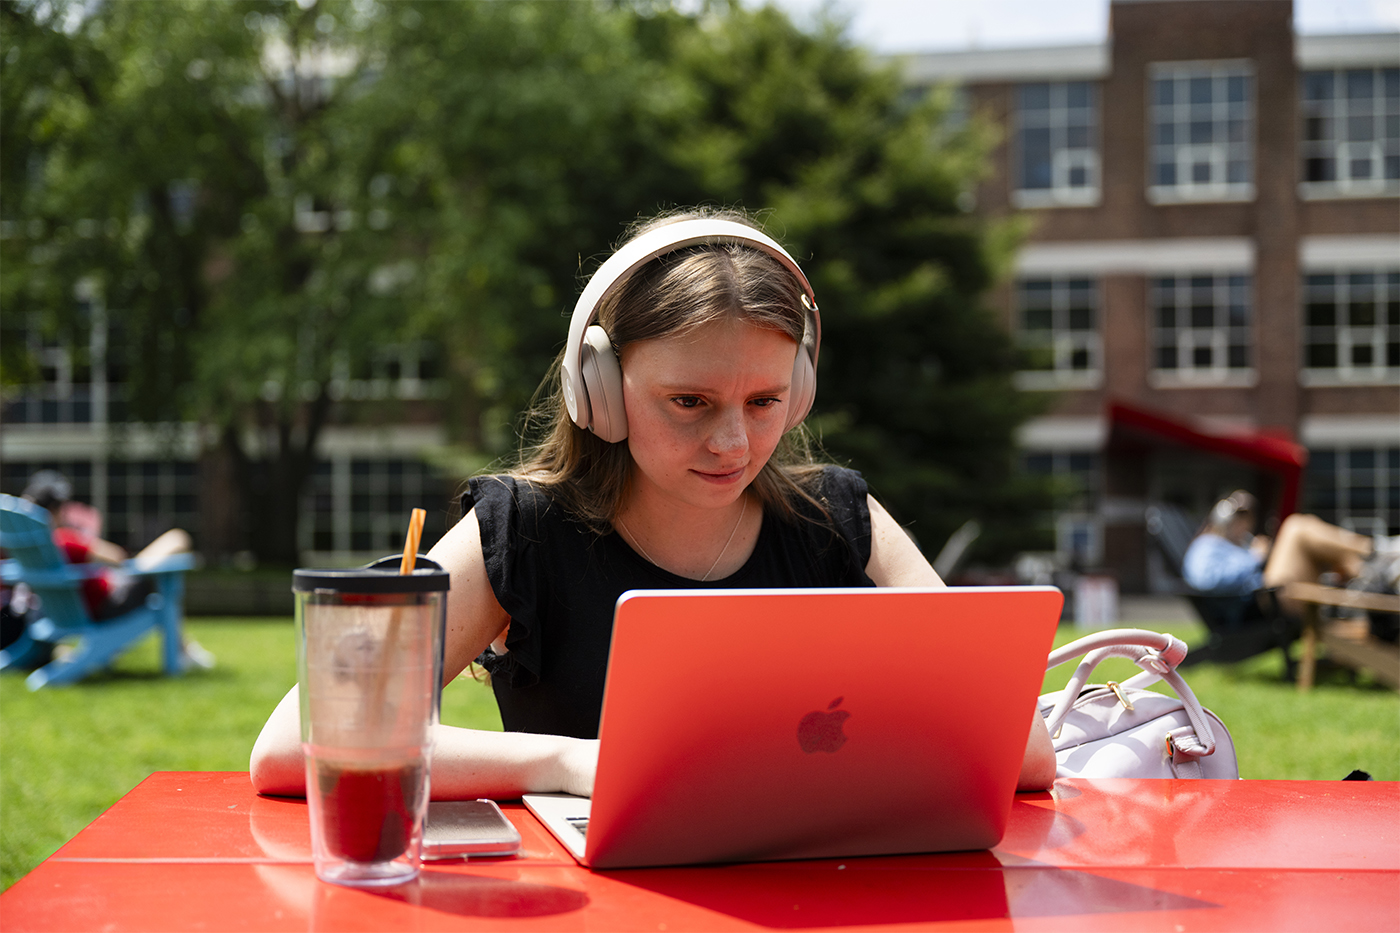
1250, 12, 1301, 436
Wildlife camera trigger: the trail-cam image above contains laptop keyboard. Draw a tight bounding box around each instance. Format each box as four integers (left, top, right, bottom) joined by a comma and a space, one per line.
566, 817, 589, 837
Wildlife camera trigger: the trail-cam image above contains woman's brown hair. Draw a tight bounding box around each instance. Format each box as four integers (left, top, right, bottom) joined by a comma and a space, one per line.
503, 207, 828, 533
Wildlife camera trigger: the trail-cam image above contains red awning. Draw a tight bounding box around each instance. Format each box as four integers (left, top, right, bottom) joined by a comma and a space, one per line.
1107, 401, 1309, 518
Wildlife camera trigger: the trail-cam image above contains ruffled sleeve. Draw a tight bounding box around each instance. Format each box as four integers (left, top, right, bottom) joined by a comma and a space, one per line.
812, 466, 873, 569
465, 476, 550, 688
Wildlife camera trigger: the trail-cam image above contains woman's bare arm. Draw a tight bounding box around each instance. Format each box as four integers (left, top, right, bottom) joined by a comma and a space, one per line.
865, 496, 946, 587
249, 683, 599, 798
250, 509, 598, 798
1017, 713, 1056, 791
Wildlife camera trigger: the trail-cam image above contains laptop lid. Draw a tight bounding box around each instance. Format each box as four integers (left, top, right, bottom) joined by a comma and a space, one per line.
569, 586, 1062, 869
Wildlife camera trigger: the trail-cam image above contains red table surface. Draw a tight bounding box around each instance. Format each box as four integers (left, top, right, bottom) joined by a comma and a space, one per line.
3, 772, 1396, 932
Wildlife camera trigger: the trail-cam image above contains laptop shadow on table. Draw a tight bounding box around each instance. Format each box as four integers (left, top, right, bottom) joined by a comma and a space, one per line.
605, 850, 1217, 929
374, 868, 590, 919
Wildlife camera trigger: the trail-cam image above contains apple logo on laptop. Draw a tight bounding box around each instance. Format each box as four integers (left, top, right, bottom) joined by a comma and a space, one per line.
797, 697, 850, 753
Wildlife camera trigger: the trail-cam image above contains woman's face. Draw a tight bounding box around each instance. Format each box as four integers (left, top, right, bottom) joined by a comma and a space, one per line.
620, 317, 798, 515
1225, 512, 1254, 545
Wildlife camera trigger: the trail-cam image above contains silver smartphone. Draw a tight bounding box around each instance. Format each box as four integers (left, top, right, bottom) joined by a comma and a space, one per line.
421, 799, 521, 860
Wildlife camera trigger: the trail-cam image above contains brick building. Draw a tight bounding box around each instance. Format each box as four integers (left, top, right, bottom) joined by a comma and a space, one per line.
0, 313, 455, 566
902, 0, 1399, 592
5, 0, 1396, 584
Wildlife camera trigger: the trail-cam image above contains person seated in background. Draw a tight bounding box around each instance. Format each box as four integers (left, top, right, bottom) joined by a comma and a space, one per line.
19, 470, 214, 670
1183, 490, 1395, 616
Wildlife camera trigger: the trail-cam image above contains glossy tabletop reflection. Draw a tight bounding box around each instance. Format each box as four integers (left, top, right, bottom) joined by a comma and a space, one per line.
3, 772, 1396, 931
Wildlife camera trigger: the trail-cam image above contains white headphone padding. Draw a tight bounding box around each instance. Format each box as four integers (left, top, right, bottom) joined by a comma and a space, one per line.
580, 325, 628, 443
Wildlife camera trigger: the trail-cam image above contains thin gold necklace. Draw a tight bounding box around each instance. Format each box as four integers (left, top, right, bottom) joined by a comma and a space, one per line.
617, 495, 748, 582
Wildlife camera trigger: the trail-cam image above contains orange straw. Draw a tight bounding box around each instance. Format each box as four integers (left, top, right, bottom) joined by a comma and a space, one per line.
399, 508, 426, 575
369, 509, 428, 724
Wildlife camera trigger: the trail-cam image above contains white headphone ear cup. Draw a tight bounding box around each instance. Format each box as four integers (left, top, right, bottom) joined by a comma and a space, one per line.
580, 325, 628, 443
786, 350, 815, 432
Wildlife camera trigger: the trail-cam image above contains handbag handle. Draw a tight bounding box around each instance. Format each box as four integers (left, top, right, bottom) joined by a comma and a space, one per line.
1043, 629, 1218, 760
1046, 628, 1188, 671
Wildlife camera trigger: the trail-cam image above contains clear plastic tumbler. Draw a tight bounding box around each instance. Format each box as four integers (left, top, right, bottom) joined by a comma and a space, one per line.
293, 558, 449, 887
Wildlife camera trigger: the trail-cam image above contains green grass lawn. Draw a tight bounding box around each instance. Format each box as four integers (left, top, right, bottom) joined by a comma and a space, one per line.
2, 617, 1397, 891
0, 618, 501, 890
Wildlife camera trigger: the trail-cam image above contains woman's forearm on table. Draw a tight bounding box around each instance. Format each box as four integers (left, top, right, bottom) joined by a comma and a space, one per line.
249, 685, 597, 800
427, 726, 599, 800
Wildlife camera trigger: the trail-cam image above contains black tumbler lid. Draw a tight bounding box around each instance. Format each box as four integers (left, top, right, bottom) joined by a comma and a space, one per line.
292, 555, 450, 594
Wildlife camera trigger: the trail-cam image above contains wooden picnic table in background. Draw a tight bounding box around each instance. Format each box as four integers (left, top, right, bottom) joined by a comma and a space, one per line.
1283, 581, 1400, 692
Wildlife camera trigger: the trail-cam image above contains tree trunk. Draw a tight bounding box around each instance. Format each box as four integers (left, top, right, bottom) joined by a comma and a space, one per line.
245, 390, 333, 567
197, 427, 250, 565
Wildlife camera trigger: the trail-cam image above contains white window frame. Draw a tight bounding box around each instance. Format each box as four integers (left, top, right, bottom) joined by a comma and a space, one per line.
1299, 66, 1400, 200
1021, 448, 1102, 566
1302, 445, 1400, 537
1013, 277, 1103, 390
1148, 61, 1255, 204
1300, 269, 1400, 386
330, 341, 449, 402
1012, 80, 1101, 209
300, 454, 447, 561
1148, 273, 1256, 387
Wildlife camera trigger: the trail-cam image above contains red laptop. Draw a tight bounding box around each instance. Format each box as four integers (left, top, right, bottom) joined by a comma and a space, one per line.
525, 586, 1063, 869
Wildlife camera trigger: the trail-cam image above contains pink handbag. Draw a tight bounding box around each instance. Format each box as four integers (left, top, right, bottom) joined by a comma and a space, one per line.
1039, 629, 1239, 779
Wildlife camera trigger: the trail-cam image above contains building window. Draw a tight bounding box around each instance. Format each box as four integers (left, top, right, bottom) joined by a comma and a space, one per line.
1302, 271, 1400, 385
1023, 450, 1100, 565
1304, 446, 1400, 536
0, 312, 97, 426
1300, 67, 1400, 197
0, 459, 196, 552
1014, 81, 1099, 207
2, 461, 95, 509
333, 341, 447, 401
1013, 278, 1101, 389
1149, 274, 1253, 385
1149, 62, 1253, 203
103, 460, 200, 551
301, 456, 450, 556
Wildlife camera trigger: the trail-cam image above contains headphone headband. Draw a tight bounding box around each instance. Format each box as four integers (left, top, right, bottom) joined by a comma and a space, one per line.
560, 219, 821, 436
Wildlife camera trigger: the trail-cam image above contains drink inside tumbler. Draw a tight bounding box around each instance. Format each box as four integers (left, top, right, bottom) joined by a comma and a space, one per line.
315, 756, 427, 863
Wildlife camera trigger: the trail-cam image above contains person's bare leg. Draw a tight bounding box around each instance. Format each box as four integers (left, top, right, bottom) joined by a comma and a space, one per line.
131, 528, 193, 571
1264, 514, 1372, 614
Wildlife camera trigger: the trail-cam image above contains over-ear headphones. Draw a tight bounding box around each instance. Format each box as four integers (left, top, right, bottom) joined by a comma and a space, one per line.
1210, 498, 1239, 525
1210, 490, 1255, 526
559, 218, 821, 444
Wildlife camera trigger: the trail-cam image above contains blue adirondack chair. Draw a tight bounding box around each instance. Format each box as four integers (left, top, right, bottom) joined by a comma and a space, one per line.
0, 494, 195, 690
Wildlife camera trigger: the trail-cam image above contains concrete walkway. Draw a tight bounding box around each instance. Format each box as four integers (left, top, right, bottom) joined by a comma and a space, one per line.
1116, 594, 1199, 626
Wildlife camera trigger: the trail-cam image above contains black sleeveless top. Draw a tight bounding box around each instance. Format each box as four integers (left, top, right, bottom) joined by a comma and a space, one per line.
466, 466, 876, 739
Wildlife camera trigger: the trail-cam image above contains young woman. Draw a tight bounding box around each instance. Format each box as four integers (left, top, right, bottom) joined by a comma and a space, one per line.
1183, 489, 1392, 616
250, 209, 1055, 797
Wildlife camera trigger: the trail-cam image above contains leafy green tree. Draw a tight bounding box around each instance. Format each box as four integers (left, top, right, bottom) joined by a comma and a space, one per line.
5, 0, 377, 561
622, 4, 1056, 559
4, 0, 1053, 566
387, 2, 1055, 560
